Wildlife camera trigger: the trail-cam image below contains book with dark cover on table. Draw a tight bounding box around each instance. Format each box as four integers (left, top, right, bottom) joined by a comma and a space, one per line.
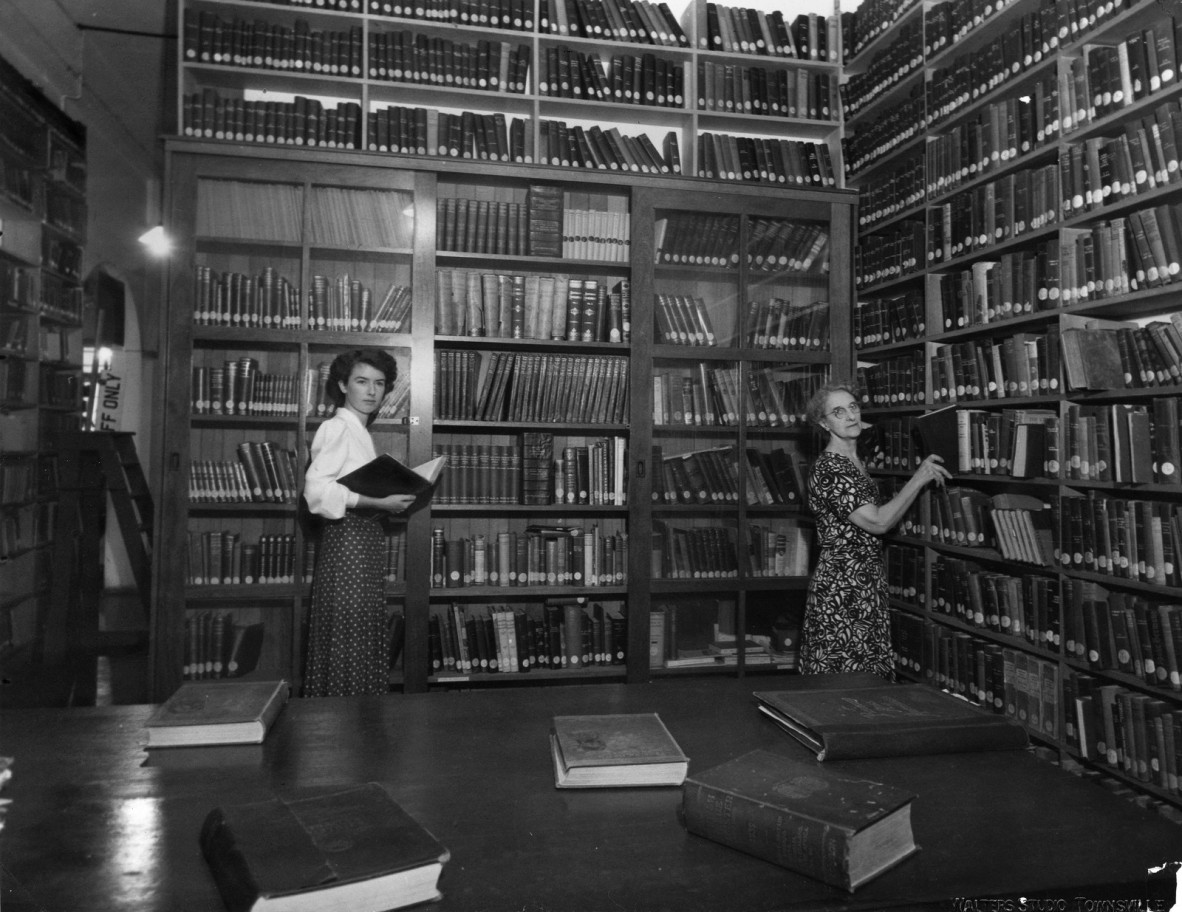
200, 782, 449, 912
680, 749, 918, 892
550, 712, 689, 788
145, 679, 289, 749
337, 454, 446, 500
754, 682, 1029, 760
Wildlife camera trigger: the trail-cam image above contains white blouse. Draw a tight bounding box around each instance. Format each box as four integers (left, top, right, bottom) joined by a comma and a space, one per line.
303, 409, 375, 519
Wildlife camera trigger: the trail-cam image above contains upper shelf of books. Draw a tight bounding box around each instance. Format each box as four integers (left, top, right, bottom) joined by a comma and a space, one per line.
177, 0, 844, 185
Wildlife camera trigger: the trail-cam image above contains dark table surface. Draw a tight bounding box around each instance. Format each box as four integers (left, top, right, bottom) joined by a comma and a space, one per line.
2, 674, 1180, 912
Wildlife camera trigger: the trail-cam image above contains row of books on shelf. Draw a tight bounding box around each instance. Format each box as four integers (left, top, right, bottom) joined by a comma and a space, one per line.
928, 163, 1062, 265
429, 599, 626, 678
370, 33, 530, 94
654, 294, 829, 351
182, 614, 264, 681
654, 214, 829, 273
187, 442, 300, 505
704, 5, 835, 59
921, 487, 1055, 568
858, 158, 925, 232
1059, 109, 1182, 222
191, 361, 299, 417
308, 276, 413, 333
651, 522, 745, 579
430, 526, 626, 587
695, 134, 836, 187
650, 601, 798, 669
539, 47, 682, 109
656, 362, 812, 428
854, 290, 925, 349
435, 272, 629, 342
859, 353, 927, 411
842, 89, 925, 177
1060, 19, 1182, 136
1057, 493, 1182, 589
544, 0, 686, 44
1064, 582, 1182, 692
433, 350, 629, 423
184, 12, 366, 79
929, 327, 1061, 404
1054, 399, 1182, 486
696, 63, 833, 122
540, 120, 679, 176
891, 610, 1062, 743
924, 76, 1060, 204
0, 502, 54, 560
1065, 670, 1182, 795
182, 92, 364, 152
840, 18, 920, 120
431, 437, 626, 506
368, 0, 533, 30
907, 404, 1058, 479
921, 3, 1058, 130
650, 443, 806, 508
0, 361, 29, 404
932, 242, 1058, 334
929, 556, 1060, 650
186, 530, 406, 586
0, 457, 45, 505
1065, 316, 1182, 392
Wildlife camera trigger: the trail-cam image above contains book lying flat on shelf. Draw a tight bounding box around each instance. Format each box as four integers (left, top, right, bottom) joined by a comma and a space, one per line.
200, 782, 450, 912
681, 749, 918, 892
338, 454, 447, 500
754, 682, 1029, 760
550, 713, 689, 788
144, 679, 290, 749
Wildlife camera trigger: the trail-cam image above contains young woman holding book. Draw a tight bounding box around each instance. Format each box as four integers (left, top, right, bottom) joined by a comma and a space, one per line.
303, 349, 415, 697
799, 381, 950, 678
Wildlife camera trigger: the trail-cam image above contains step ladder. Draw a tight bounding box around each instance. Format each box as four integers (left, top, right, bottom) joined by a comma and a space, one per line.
44, 431, 153, 667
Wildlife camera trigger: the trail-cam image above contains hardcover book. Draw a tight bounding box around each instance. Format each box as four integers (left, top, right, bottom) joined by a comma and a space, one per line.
680, 749, 918, 891
550, 712, 689, 787
754, 682, 1029, 760
913, 404, 960, 468
338, 454, 447, 500
200, 782, 450, 912
144, 679, 289, 748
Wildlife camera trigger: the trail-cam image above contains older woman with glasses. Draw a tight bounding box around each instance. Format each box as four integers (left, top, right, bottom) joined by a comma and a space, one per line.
798, 380, 950, 678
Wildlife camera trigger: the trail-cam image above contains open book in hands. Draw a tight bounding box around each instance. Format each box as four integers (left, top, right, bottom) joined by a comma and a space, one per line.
338, 454, 447, 501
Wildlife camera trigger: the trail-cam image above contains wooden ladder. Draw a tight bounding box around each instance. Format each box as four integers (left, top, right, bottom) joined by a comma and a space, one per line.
44, 431, 152, 668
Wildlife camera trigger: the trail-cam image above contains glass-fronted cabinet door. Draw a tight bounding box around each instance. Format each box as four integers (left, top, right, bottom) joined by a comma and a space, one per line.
632, 185, 852, 680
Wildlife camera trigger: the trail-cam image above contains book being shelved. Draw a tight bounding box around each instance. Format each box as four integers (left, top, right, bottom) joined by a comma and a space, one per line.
429, 599, 626, 675
429, 524, 627, 588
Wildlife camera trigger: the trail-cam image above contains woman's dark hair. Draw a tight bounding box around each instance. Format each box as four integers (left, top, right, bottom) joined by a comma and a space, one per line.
326, 349, 398, 414
805, 380, 860, 429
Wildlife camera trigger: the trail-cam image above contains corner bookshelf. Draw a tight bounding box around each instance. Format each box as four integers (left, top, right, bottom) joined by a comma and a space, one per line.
155, 138, 855, 699
844, 0, 1182, 813
0, 56, 86, 669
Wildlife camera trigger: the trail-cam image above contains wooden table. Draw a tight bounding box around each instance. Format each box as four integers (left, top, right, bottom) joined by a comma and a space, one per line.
2, 675, 1179, 911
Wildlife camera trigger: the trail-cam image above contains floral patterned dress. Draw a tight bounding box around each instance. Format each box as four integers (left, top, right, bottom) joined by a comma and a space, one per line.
799, 451, 893, 678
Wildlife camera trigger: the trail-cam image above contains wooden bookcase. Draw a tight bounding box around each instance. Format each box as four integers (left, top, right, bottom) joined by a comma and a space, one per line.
0, 55, 86, 669
846, 0, 1182, 811
153, 140, 854, 699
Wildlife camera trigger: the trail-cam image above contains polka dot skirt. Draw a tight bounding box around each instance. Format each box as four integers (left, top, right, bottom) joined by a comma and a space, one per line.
303, 512, 389, 697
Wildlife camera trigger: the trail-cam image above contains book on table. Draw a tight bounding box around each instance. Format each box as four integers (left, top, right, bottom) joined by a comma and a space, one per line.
753, 682, 1029, 760
550, 712, 689, 788
337, 454, 447, 500
680, 749, 918, 892
200, 781, 450, 912
144, 679, 290, 749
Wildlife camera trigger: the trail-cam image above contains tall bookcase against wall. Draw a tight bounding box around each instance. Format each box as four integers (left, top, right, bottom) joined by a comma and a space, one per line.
154, 140, 854, 700
0, 55, 86, 668
845, 0, 1182, 812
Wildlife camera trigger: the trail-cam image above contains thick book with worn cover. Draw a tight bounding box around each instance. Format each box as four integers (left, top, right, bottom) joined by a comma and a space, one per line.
680, 749, 918, 891
550, 712, 689, 787
337, 454, 446, 500
200, 782, 449, 912
145, 679, 289, 748
754, 682, 1029, 760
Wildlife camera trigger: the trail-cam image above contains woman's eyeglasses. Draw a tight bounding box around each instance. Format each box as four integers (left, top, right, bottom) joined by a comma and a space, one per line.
828, 402, 861, 420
